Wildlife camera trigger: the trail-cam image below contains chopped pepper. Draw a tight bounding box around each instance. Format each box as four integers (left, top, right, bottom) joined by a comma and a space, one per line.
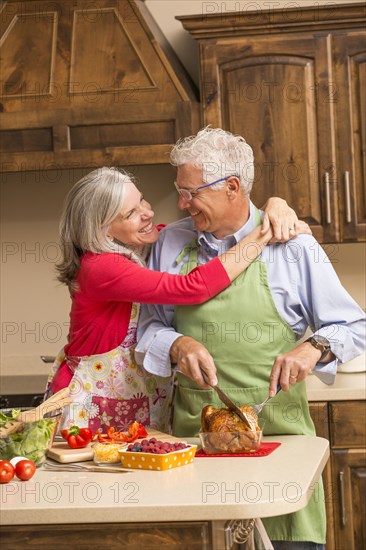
60, 426, 93, 449
93, 422, 148, 444
126, 421, 148, 441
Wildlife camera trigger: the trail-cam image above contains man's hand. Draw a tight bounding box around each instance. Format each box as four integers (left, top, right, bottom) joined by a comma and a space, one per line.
170, 336, 217, 388
260, 197, 312, 242
269, 342, 322, 396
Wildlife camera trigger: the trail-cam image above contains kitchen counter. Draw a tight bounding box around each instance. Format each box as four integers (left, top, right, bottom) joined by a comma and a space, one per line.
306, 370, 366, 401
0, 435, 328, 526
0, 359, 50, 396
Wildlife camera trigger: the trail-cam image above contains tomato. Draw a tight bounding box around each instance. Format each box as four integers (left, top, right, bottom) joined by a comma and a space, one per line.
0, 460, 15, 483
15, 459, 36, 481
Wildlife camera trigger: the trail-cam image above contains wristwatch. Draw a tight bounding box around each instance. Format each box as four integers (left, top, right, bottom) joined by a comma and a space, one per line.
305, 335, 331, 362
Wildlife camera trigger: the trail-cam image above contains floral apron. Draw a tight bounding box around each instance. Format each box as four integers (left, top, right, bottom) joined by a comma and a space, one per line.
172, 208, 326, 544
46, 303, 173, 433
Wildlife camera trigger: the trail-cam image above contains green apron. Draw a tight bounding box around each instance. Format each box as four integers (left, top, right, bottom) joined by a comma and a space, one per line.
173, 209, 326, 544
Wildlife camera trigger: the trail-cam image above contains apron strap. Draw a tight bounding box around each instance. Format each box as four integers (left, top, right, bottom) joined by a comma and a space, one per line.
174, 238, 198, 265
253, 206, 261, 228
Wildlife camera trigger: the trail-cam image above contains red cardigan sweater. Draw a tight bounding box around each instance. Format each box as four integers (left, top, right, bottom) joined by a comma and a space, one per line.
64, 251, 229, 357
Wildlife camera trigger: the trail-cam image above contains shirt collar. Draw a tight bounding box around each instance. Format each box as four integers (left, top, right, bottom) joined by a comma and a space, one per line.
198, 201, 260, 252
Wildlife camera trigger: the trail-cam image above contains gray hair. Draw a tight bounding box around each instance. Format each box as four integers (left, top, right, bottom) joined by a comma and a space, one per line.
56, 167, 144, 292
170, 126, 255, 194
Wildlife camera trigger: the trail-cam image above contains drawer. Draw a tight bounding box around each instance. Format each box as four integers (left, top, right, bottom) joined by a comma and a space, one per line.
0, 522, 212, 549
329, 401, 366, 448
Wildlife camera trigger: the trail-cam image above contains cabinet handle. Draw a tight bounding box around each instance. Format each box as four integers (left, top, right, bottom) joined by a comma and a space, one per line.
224, 523, 233, 549
324, 172, 331, 224
224, 519, 255, 548
339, 471, 346, 527
344, 171, 352, 223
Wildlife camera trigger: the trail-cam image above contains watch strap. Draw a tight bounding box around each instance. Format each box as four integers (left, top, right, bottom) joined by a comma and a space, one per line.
305, 336, 330, 362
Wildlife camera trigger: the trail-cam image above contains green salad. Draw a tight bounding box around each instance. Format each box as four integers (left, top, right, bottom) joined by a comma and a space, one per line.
0, 409, 57, 464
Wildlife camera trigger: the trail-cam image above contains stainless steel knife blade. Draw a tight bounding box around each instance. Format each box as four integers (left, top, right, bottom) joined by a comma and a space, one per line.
211, 384, 254, 430
200, 370, 254, 430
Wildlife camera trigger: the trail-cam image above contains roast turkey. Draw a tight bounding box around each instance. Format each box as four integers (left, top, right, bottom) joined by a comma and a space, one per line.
201, 405, 261, 453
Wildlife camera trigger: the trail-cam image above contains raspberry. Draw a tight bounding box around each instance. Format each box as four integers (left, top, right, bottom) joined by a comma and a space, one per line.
126, 438, 191, 454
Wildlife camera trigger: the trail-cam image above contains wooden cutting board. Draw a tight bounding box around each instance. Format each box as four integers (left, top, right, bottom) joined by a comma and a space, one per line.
47, 442, 94, 463
47, 429, 182, 463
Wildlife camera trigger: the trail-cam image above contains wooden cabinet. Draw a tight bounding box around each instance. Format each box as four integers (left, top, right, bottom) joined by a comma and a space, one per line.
331, 32, 366, 241
0, 520, 246, 549
309, 400, 366, 550
332, 449, 366, 550
309, 402, 335, 550
0, 522, 212, 549
178, 3, 366, 243
329, 402, 366, 550
0, 0, 199, 171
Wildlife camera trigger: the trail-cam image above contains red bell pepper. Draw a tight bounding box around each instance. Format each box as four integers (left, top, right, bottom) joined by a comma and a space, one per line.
60, 426, 93, 449
93, 422, 148, 444
126, 421, 148, 441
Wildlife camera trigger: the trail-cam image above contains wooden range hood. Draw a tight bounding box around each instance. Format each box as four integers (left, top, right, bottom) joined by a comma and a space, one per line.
0, 0, 199, 172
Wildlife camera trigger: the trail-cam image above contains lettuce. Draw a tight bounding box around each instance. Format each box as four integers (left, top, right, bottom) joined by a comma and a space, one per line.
0, 418, 56, 464
0, 409, 21, 425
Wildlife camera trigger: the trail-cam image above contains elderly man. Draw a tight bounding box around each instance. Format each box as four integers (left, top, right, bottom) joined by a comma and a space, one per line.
136, 127, 365, 549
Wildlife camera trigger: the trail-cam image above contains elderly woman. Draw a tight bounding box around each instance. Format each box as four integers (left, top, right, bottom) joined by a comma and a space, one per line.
46, 167, 306, 433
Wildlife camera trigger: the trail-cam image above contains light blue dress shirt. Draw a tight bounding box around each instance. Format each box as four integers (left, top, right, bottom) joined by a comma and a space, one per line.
136, 202, 366, 385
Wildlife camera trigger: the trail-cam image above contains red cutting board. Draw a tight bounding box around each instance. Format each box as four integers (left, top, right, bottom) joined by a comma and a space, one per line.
47, 429, 182, 463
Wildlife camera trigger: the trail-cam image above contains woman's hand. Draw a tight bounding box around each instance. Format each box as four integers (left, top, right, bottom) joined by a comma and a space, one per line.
260, 197, 312, 243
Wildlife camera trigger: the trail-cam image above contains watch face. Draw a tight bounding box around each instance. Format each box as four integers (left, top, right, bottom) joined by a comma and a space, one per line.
313, 336, 330, 348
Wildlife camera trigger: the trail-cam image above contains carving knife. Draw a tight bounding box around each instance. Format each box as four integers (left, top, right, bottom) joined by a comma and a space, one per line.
211, 384, 255, 430
201, 372, 254, 430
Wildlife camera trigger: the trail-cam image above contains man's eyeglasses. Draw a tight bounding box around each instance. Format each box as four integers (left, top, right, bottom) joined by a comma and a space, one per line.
174, 175, 238, 201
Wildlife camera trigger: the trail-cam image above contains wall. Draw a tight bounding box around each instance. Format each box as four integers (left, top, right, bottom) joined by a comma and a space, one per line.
1, 0, 365, 382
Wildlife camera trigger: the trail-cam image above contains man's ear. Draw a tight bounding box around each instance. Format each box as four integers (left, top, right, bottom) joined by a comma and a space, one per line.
226, 176, 241, 196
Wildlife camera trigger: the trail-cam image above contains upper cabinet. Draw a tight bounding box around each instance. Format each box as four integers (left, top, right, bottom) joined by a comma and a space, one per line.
178, 3, 366, 242
0, 0, 199, 171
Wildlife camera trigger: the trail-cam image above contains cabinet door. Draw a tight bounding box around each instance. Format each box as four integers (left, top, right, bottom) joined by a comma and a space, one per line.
200, 34, 339, 241
333, 31, 366, 241
0, 0, 199, 169
329, 401, 366, 448
0, 522, 212, 549
332, 449, 366, 550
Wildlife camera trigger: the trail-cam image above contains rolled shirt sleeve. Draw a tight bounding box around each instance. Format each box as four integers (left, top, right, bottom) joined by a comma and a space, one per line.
270, 236, 366, 384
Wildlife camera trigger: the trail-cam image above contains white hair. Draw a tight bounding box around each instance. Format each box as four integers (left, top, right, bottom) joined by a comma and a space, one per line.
56, 167, 144, 292
170, 126, 255, 194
